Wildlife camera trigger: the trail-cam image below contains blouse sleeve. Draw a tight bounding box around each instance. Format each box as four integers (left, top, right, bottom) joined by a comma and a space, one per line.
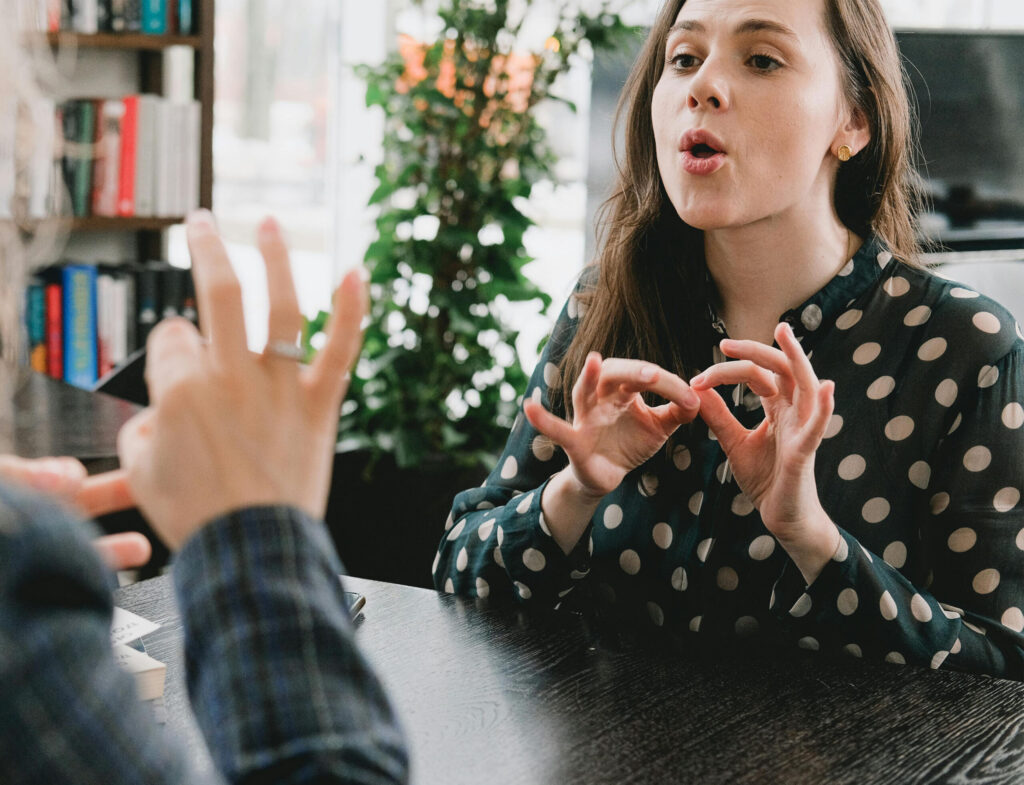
432, 286, 590, 606
771, 341, 1024, 680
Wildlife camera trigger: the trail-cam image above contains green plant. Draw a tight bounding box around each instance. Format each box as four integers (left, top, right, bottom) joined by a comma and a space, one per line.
306, 0, 630, 471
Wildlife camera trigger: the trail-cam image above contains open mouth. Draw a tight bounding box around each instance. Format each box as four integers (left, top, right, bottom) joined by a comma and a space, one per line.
691, 143, 721, 159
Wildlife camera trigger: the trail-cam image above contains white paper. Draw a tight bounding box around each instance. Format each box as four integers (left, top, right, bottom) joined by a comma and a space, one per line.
110, 607, 161, 647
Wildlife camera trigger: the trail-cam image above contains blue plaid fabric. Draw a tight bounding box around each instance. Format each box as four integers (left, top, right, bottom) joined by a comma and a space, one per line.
0, 481, 408, 784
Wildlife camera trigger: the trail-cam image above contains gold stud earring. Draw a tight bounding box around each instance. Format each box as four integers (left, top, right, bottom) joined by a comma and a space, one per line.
838, 145, 853, 162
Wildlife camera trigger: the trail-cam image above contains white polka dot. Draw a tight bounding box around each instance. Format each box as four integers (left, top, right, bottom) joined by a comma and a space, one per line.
844, 643, 863, 658
514, 581, 532, 599
877, 251, 893, 268
798, 636, 820, 651
543, 362, 560, 387
1001, 607, 1024, 633
904, 305, 932, 326
716, 460, 731, 483
493, 546, 504, 567
448, 519, 467, 540
515, 493, 534, 515
973, 569, 1000, 595
790, 593, 812, 618
688, 491, 704, 516
444, 512, 454, 531
731, 493, 755, 516
950, 287, 979, 299
995, 487, 1020, 512
444, 578, 454, 593
930, 650, 949, 670
735, 616, 759, 637
972, 312, 1002, 334
432, 551, 441, 574
941, 604, 963, 620
860, 544, 874, 563
748, 535, 776, 561
833, 537, 850, 562
603, 504, 624, 529
671, 566, 688, 591
837, 588, 859, 615
456, 547, 469, 571
838, 454, 866, 480
500, 456, 518, 479
935, 379, 958, 407
689, 616, 702, 632
964, 621, 986, 636
567, 295, 578, 319
620, 549, 641, 575
696, 538, 713, 562
979, 365, 999, 389
647, 602, 664, 627
530, 387, 542, 405
880, 591, 898, 620
1002, 403, 1024, 429
653, 522, 673, 549
948, 414, 962, 435
495, 526, 504, 546
885, 416, 915, 441
911, 594, 933, 622
531, 436, 555, 461
908, 461, 931, 490
801, 304, 823, 330
853, 342, 881, 365
1017, 527, 1024, 551
838, 259, 855, 276
883, 541, 907, 569
522, 548, 546, 572
639, 473, 659, 497
836, 309, 862, 330
951, 638, 962, 654
476, 577, 490, 598
673, 445, 692, 471
885, 651, 906, 665
479, 520, 495, 540
963, 446, 991, 472
862, 497, 891, 523
824, 414, 844, 439
717, 567, 739, 591
931, 492, 950, 515
948, 527, 977, 553
867, 376, 896, 399
884, 276, 910, 297
917, 337, 947, 361
477, 501, 495, 511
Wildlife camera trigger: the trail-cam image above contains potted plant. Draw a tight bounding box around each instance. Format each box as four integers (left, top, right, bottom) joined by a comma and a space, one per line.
307, 0, 629, 587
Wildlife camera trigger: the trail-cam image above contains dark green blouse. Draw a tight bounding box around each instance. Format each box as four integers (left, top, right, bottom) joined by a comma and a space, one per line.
434, 237, 1024, 679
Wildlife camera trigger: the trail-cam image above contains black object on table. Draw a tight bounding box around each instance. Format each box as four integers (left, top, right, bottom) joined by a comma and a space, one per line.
115, 574, 1024, 785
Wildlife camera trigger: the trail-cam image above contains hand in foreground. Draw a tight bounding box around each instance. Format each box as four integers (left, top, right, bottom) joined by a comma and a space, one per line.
524, 353, 701, 499
117, 212, 367, 550
689, 323, 840, 580
0, 456, 149, 570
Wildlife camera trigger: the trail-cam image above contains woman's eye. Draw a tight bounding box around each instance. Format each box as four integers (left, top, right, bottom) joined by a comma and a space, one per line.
749, 53, 782, 72
669, 53, 700, 70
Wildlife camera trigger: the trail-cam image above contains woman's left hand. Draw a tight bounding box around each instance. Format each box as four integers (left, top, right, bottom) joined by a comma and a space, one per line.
689, 322, 840, 583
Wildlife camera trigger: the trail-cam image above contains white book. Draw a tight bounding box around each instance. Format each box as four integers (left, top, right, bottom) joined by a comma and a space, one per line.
162, 46, 196, 103
93, 99, 125, 217
184, 100, 201, 214
27, 98, 57, 219
134, 95, 160, 217
0, 95, 15, 219
154, 99, 175, 217
73, 0, 99, 34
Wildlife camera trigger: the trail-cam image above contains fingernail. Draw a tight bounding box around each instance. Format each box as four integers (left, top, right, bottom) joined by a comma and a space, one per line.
259, 216, 280, 239
187, 209, 216, 235
690, 372, 705, 386
684, 389, 700, 407
640, 365, 656, 381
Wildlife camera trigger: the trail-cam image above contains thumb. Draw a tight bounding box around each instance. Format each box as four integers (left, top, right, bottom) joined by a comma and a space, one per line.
694, 388, 749, 454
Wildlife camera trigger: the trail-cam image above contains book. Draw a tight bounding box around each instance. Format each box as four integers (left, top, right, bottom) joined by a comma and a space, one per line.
44, 278, 63, 379
61, 264, 98, 388
178, 0, 192, 34
26, 278, 47, 373
62, 99, 96, 218
133, 95, 159, 217
0, 94, 14, 218
117, 95, 138, 217
91, 99, 124, 217
111, 643, 166, 701
141, 0, 166, 34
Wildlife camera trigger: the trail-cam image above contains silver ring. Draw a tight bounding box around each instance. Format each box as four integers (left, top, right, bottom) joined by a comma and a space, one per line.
264, 340, 304, 361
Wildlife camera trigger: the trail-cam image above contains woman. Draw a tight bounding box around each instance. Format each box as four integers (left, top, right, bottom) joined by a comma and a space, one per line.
435, 0, 1024, 679
0, 9, 408, 781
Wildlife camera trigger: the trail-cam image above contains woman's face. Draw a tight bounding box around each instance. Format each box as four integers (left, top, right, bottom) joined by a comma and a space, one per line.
651, 0, 863, 232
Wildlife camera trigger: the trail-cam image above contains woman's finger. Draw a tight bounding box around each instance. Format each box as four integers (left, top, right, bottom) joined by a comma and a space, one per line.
690, 360, 779, 399
257, 217, 303, 354
77, 470, 135, 518
186, 210, 249, 368
694, 388, 750, 455
144, 318, 204, 407
0, 455, 87, 499
571, 352, 602, 415
93, 532, 152, 571
116, 409, 155, 478
797, 380, 836, 454
523, 398, 577, 451
593, 358, 700, 414
776, 323, 820, 421
650, 400, 700, 433
307, 267, 369, 407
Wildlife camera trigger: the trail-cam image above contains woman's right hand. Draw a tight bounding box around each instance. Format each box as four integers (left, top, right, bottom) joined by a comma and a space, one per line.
523, 352, 701, 499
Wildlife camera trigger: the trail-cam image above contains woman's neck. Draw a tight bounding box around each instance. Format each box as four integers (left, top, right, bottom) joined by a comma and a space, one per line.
704, 208, 859, 345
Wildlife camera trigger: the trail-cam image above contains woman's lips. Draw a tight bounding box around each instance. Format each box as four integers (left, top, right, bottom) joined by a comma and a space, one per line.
681, 150, 726, 175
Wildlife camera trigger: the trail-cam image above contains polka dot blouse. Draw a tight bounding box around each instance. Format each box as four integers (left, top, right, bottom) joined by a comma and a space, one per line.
434, 237, 1024, 679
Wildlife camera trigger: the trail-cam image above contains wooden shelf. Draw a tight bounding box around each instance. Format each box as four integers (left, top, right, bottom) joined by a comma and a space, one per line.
4, 216, 185, 232
39, 32, 202, 51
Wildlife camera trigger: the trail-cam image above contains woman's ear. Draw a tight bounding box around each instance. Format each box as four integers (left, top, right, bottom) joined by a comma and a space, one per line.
835, 106, 871, 158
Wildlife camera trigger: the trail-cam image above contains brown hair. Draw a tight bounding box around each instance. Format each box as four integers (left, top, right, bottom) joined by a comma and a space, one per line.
557, 0, 921, 417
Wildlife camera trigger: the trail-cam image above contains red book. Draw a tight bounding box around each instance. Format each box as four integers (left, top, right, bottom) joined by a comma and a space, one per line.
45, 282, 63, 380
117, 95, 138, 217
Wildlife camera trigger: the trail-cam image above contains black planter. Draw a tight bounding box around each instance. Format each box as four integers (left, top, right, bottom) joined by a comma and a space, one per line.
324, 449, 489, 589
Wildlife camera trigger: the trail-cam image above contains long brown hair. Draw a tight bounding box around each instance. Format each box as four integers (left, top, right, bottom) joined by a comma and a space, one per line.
557, 0, 921, 417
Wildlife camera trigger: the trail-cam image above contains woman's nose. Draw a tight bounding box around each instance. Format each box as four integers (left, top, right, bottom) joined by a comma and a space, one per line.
687, 61, 730, 111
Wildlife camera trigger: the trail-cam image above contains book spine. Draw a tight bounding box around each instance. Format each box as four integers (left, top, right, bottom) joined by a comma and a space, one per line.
91, 99, 123, 217
67, 100, 96, 217
96, 271, 114, 378
117, 95, 138, 217
135, 264, 159, 346
177, 0, 191, 34
123, 0, 141, 31
97, 0, 111, 32
133, 95, 157, 217
141, 0, 166, 34
45, 280, 63, 379
0, 94, 14, 219
109, 0, 125, 31
73, 0, 99, 33
26, 279, 48, 373
47, 0, 62, 31
28, 98, 57, 219
62, 264, 99, 389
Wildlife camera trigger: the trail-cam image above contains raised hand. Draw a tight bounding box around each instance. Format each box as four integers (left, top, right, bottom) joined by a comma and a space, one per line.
690, 322, 840, 582
524, 352, 701, 499
117, 212, 367, 550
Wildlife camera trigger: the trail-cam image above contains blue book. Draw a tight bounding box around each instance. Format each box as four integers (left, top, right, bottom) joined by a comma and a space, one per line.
62, 264, 98, 389
178, 0, 192, 34
25, 278, 47, 373
141, 0, 166, 34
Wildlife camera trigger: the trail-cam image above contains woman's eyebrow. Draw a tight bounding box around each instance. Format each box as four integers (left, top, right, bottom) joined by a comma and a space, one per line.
666, 18, 799, 42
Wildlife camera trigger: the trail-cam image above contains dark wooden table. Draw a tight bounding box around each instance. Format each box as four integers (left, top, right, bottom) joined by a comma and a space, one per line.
115, 575, 1024, 785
